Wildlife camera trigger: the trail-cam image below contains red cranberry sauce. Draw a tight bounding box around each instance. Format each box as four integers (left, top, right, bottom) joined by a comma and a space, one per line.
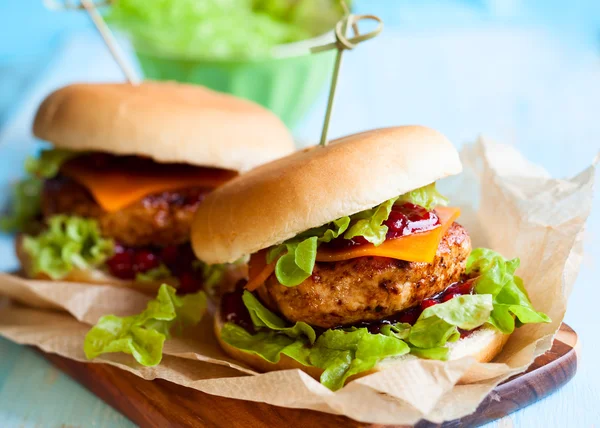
325, 202, 441, 249
385, 202, 440, 239
106, 242, 204, 294
347, 278, 477, 334
220, 280, 255, 333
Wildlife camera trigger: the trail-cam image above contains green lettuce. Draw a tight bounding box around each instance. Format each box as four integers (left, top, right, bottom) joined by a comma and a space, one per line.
466, 248, 550, 333
269, 217, 350, 287
221, 293, 411, 391
136, 264, 173, 283
242, 291, 316, 343
0, 178, 43, 233
1, 149, 77, 233
221, 292, 314, 365
312, 328, 410, 390
22, 215, 114, 279
343, 197, 397, 245
221, 323, 311, 365
268, 184, 447, 287
25, 149, 78, 179
380, 323, 411, 340
201, 263, 226, 288
221, 291, 500, 390
408, 294, 492, 353
396, 183, 448, 210
84, 284, 206, 366
420, 294, 494, 330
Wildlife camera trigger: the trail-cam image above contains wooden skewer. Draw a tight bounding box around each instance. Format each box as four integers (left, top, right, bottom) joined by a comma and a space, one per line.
79, 0, 140, 84
315, 1, 383, 147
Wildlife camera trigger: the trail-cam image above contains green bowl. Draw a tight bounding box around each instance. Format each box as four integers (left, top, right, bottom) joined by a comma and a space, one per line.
133, 36, 336, 129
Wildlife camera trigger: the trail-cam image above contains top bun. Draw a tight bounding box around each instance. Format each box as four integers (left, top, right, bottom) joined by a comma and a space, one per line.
192, 126, 462, 264
33, 81, 296, 172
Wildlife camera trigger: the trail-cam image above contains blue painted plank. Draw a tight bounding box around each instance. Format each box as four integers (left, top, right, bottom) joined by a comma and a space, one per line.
0, 338, 133, 428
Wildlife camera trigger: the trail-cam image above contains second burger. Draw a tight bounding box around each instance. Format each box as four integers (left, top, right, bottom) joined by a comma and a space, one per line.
5, 82, 295, 294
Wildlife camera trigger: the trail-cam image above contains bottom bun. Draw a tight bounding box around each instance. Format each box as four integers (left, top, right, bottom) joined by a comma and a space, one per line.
214, 308, 510, 385
16, 235, 246, 295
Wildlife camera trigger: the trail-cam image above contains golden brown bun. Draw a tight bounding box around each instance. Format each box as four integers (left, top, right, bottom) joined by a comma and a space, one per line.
214, 312, 508, 385
192, 126, 462, 264
33, 82, 296, 172
16, 235, 246, 295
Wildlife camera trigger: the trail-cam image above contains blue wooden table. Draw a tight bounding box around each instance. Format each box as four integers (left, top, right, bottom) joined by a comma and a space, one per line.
1, 1, 599, 426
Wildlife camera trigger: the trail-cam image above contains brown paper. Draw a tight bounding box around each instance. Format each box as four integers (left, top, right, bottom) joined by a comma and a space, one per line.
0, 137, 594, 424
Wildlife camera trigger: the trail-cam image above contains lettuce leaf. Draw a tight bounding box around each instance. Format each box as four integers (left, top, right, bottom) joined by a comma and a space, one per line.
221, 319, 410, 391
343, 198, 397, 246
0, 178, 43, 233
200, 262, 226, 288
409, 346, 450, 360
408, 316, 460, 349
396, 183, 448, 210
466, 248, 550, 334
25, 149, 78, 179
22, 215, 114, 279
84, 284, 206, 366
222, 291, 412, 390
268, 184, 448, 287
311, 328, 410, 390
221, 323, 312, 365
242, 291, 316, 342
420, 294, 494, 330
136, 264, 173, 283
380, 322, 411, 340
274, 237, 318, 287
270, 217, 350, 287
1, 149, 78, 233
219, 293, 494, 389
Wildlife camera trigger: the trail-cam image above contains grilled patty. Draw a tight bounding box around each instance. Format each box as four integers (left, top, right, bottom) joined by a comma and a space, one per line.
258, 222, 471, 328
41, 175, 209, 247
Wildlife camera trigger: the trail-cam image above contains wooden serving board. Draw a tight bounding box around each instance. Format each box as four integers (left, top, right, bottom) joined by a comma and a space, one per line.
41, 324, 577, 428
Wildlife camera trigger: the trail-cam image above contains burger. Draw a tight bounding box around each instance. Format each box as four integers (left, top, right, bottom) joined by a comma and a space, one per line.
191, 126, 550, 390
3, 81, 295, 294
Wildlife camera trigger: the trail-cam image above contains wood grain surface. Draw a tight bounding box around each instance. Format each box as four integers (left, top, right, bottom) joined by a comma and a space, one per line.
41, 324, 577, 428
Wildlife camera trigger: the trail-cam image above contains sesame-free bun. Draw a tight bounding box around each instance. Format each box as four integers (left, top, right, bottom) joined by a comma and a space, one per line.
192, 126, 462, 264
214, 311, 509, 385
33, 82, 296, 172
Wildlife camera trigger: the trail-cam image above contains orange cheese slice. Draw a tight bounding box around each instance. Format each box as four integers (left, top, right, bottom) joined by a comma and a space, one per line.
61, 162, 237, 212
245, 207, 461, 290
316, 206, 460, 264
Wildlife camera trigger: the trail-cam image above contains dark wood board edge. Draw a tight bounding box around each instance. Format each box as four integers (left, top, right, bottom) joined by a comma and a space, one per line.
39, 324, 577, 428
417, 325, 578, 427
